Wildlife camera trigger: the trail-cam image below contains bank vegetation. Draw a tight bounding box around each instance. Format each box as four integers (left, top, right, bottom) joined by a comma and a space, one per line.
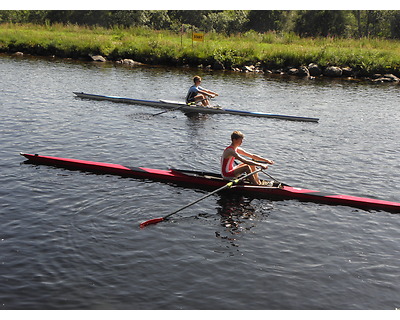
1, 22, 400, 79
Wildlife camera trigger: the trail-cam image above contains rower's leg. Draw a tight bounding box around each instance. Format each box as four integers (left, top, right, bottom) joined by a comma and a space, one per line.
200, 95, 210, 106
234, 165, 260, 185
249, 165, 261, 185
194, 94, 209, 106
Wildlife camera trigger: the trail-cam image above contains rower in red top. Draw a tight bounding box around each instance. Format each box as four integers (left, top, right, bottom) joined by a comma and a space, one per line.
221, 131, 274, 185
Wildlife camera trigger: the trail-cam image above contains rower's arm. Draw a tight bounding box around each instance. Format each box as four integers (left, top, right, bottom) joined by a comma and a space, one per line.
238, 148, 274, 165
199, 88, 218, 97
235, 153, 260, 166
251, 154, 274, 165
233, 148, 261, 167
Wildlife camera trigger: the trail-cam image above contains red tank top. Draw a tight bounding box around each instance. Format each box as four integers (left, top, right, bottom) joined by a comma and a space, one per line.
221, 146, 236, 178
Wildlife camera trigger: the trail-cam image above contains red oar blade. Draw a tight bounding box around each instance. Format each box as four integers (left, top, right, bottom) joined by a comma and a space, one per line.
140, 217, 165, 228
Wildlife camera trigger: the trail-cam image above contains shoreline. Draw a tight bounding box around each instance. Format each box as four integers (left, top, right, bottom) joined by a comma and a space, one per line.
4, 51, 399, 85
1, 23, 400, 84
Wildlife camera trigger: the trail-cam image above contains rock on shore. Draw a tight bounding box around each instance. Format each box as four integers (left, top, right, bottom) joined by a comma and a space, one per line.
116, 59, 143, 66
7, 50, 399, 84
231, 62, 400, 84
371, 73, 400, 83
89, 54, 106, 62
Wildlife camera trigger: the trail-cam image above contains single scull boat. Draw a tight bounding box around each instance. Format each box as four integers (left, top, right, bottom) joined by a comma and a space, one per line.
21, 153, 400, 213
73, 92, 319, 123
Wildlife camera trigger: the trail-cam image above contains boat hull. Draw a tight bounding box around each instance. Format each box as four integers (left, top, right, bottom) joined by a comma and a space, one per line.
21, 153, 400, 213
73, 92, 319, 122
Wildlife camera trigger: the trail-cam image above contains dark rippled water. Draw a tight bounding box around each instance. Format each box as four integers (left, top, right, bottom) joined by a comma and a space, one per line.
1, 54, 399, 309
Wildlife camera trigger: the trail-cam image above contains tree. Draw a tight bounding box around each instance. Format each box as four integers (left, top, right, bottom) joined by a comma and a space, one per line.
246, 10, 287, 32
364, 10, 392, 37
202, 10, 249, 34
168, 10, 216, 29
294, 10, 350, 37
352, 10, 395, 38
0, 10, 43, 23
390, 11, 400, 38
2, 10, 400, 39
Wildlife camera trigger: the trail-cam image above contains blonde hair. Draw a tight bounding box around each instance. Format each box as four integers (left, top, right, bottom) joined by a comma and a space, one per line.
231, 131, 244, 141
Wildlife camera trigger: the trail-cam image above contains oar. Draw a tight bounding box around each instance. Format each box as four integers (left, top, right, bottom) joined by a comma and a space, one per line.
248, 158, 287, 187
152, 104, 186, 116
260, 169, 289, 187
139, 168, 262, 228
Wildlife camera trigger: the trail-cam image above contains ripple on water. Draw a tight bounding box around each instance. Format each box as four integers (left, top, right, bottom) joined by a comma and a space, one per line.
1, 56, 400, 309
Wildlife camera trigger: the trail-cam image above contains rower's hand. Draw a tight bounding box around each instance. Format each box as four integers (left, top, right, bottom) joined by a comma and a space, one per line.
260, 164, 269, 170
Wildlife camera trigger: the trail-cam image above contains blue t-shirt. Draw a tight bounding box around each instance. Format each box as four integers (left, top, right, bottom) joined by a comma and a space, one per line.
186, 85, 204, 103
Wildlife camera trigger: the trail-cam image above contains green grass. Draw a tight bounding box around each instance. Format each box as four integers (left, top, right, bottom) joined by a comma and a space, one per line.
1, 23, 400, 75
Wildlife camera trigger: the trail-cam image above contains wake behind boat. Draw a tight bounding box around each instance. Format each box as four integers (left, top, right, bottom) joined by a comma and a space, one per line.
73, 92, 319, 122
21, 153, 400, 213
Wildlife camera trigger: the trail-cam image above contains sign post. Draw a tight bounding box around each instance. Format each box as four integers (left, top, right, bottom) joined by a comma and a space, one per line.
192, 32, 204, 42
191, 28, 204, 47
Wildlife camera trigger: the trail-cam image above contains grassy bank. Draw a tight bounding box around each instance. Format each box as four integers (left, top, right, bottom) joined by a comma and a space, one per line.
1, 23, 400, 76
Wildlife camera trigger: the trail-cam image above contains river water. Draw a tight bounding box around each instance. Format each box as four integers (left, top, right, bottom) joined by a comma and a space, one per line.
1, 54, 399, 310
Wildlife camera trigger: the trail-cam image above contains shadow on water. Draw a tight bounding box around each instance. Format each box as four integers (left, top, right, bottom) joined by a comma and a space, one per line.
126, 109, 212, 121
214, 194, 274, 241
126, 112, 160, 120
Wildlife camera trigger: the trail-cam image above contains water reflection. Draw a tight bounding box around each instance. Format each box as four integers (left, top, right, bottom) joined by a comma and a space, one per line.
212, 195, 273, 256
217, 195, 256, 233
184, 113, 210, 139
215, 195, 273, 234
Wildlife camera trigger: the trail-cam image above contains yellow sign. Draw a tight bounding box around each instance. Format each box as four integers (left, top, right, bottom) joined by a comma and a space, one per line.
192, 32, 204, 42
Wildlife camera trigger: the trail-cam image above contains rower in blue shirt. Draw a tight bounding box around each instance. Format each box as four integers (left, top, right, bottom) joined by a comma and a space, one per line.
186, 75, 218, 106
